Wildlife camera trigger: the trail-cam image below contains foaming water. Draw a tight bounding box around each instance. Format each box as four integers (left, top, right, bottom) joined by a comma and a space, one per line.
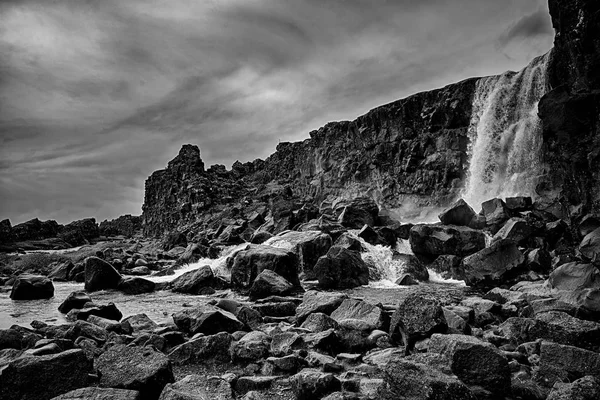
149, 243, 248, 283
463, 52, 550, 208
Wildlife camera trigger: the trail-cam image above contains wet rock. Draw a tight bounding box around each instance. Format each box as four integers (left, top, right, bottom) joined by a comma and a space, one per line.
0, 328, 25, 350
158, 374, 233, 400
0, 349, 92, 400
438, 199, 476, 226
549, 262, 600, 291
84, 257, 122, 292
230, 245, 300, 290
395, 274, 418, 286
337, 197, 379, 229
123, 313, 158, 332
96, 344, 174, 400
506, 196, 533, 212
481, 198, 511, 232
65, 320, 108, 343
392, 253, 429, 282
169, 265, 216, 295
264, 230, 333, 279
250, 231, 273, 244
295, 291, 348, 323
389, 293, 446, 350
68, 302, 122, 322
462, 239, 525, 287
546, 376, 600, 400
10, 274, 54, 300
378, 356, 475, 400
409, 224, 486, 257
48, 261, 74, 282
429, 333, 510, 395
300, 313, 339, 332
290, 369, 341, 400
580, 227, 600, 261
314, 246, 369, 289
51, 387, 141, 400
357, 225, 388, 246
249, 269, 294, 300
87, 315, 130, 334
535, 341, 600, 388
330, 298, 385, 331
118, 277, 155, 295
493, 217, 532, 245
428, 255, 463, 280
172, 304, 244, 335
168, 332, 233, 365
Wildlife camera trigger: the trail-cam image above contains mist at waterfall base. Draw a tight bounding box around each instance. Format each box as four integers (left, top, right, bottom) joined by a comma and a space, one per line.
0, 51, 551, 329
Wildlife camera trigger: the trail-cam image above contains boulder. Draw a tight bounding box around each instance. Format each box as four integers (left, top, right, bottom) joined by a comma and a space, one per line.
230, 245, 300, 290
526, 248, 552, 273
549, 262, 600, 291
300, 313, 339, 333
438, 199, 476, 226
96, 344, 174, 400
10, 274, 54, 300
481, 198, 511, 232
48, 261, 74, 281
0, 349, 92, 400
168, 332, 233, 365
158, 374, 233, 400
84, 257, 122, 292
264, 230, 332, 279
392, 253, 429, 282
51, 387, 141, 400
295, 291, 348, 323
290, 369, 341, 400
65, 320, 108, 343
492, 217, 532, 245
68, 302, 122, 321
535, 341, 600, 388
378, 356, 475, 400
389, 293, 446, 350
357, 224, 388, 246
330, 298, 385, 331
461, 239, 525, 287
505, 196, 533, 212
169, 265, 215, 294
313, 246, 369, 289
122, 314, 158, 332
117, 277, 155, 295
580, 227, 600, 261
579, 215, 600, 238
428, 333, 510, 395
546, 376, 600, 400
231, 331, 270, 361
337, 197, 379, 229
428, 255, 463, 280
172, 304, 244, 335
409, 224, 486, 257
249, 269, 294, 300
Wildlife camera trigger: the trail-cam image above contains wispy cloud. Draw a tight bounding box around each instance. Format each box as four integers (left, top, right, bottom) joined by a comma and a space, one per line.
0, 0, 554, 224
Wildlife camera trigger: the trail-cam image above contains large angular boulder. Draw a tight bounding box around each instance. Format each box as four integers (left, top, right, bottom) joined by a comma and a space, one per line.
535, 341, 600, 388
169, 265, 215, 294
295, 291, 348, 323
549, 262, 600, 291
546, 376, 600, 400
231, 331, 270, 361
117, 277, 155, 295
481, 198, 511, 232
51, 388, 141, 400
378, 356, 476, 400
392, 253, 429, 282
492, 217, 532, 245
158, 374, 233, 400
0, 349, 92, 400
337, 197, 379, 229
290, 369, 341, 400
313, 246, 369, 289
580, 227, 600, 261
389, 293, 446, 350
409, 224, 486, 257
48, 261, 74, 281
248, 269, 294, 300
438, 199, 476, 227
461, 239, 525, 287
230, 245, 300, 290
168, 332, 233, 365
172, 304, 244, 335
84, 257, 122, 292
330, 298, 385, 331
95, 344, 174, 400
10, 274, 54, 300
264, 230, 332, 279
428, 333, 510, 395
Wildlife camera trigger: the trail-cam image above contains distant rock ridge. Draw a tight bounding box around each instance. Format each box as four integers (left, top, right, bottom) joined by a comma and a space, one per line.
139, 0, 598, 237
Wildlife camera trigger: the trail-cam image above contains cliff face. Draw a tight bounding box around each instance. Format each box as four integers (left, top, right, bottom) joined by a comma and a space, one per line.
539, 0, 600, 211
142, 79, 478, 236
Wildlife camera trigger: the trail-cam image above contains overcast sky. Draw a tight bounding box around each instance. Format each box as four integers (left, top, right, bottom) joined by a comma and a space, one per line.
0, 0, 554, 225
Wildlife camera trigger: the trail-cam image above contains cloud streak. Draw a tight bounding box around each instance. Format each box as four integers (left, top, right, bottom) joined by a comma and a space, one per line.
0, 0, 554, 224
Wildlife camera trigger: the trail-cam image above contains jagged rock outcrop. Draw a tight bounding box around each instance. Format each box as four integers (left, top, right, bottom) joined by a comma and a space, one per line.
99, 215, 142, 237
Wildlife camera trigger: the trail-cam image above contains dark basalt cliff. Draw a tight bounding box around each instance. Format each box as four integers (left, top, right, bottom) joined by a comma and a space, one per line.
142, 0, 600, 237
142, 80, 477, 237
539, 0, 600, 211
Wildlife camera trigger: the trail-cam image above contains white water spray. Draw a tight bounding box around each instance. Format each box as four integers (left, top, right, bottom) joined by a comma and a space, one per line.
462, 52, 550, 209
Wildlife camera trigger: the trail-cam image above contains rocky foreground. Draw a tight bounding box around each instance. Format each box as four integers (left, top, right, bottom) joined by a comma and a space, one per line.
1, 194, 599, 400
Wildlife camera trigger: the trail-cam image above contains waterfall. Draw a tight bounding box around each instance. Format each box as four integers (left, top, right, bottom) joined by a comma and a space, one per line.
462, 52, 550, 209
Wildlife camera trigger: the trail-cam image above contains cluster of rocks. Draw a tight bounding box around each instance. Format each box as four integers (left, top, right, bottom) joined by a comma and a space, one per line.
2, 276, 600, 400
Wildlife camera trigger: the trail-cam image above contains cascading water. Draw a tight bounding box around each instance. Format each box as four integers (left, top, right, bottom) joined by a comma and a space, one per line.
462, 52, 550, 209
